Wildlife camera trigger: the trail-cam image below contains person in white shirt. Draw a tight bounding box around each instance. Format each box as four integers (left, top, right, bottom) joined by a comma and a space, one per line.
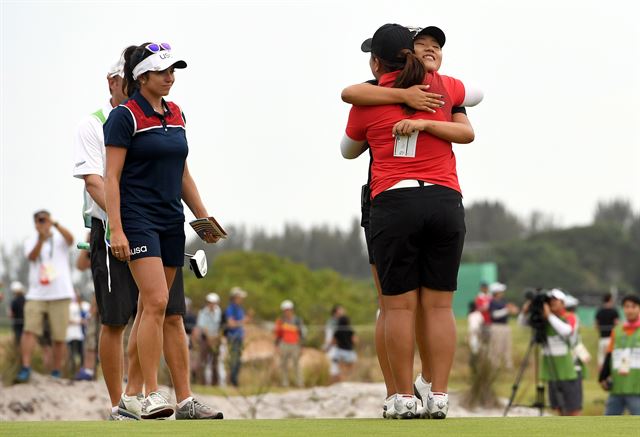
195, 293, 223, 385
16, 210, 74, 382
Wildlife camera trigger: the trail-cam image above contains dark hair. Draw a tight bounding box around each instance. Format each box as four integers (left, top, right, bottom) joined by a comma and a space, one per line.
122, 42, 154, 97
602, 292, 613, 303
33, 209, 50, 220
374, 48, 425, 114
621, 294, 640, 306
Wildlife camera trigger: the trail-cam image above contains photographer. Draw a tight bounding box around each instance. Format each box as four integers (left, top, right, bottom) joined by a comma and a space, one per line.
519, 288, 582, 416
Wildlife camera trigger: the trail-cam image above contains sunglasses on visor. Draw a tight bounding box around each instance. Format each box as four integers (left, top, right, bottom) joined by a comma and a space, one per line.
145, 42, 172, 53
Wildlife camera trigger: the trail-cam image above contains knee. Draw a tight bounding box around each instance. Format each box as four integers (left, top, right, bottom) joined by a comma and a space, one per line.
164, 314, 185, 332
143, 295, 169, 316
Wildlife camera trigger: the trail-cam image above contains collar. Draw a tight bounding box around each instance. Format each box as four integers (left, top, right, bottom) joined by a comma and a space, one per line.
623, 318, 640, 329
131, 90, 170, 117
378, 71, 401, 88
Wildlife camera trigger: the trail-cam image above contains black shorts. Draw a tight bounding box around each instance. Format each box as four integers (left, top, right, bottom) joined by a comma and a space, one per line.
90, 218, 186, 326
370, 184, 465, 296
548, 378, 583, 412
360, 185, 375, 265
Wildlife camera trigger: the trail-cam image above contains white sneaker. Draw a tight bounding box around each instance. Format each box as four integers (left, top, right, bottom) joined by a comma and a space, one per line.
382, 395, 397, 419
393, 394, 418, 419
118, 393, 144, 419
413, 374, 432, 418
140, 391, 175, 420
427, 392, 449, 419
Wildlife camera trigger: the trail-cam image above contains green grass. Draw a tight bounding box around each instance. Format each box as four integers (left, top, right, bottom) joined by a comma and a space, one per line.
1, 417, 637, 437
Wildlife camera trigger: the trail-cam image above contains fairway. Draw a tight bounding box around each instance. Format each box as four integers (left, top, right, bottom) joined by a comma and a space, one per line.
1, 417, 637, 437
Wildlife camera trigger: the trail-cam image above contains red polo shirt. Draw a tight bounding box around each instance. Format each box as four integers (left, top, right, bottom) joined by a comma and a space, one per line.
345, 70, 465, 199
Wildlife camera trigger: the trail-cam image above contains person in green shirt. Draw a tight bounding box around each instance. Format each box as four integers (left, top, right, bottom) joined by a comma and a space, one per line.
599, 294, 640, 415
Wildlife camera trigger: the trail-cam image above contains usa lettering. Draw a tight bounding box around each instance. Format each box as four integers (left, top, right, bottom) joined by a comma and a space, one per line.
130, 246, 148, 255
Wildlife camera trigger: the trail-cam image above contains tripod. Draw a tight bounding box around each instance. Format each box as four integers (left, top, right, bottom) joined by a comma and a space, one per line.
503, 330, 566, 417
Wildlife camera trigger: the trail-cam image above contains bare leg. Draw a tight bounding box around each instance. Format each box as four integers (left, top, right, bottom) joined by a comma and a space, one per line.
99, 324, 126, 406
54, 341, 67, 373
382, 290, 418, 394
163, 314, 191, 403
20, 332, 37, 367
128, 258, 172, 396
420, 288, 455, 393
124, 310, 144, 396
372, 265, 396, 397
415, 303, 433, 382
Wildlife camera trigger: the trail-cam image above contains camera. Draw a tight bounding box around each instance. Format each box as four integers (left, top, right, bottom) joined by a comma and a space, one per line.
524, 288, 549, 342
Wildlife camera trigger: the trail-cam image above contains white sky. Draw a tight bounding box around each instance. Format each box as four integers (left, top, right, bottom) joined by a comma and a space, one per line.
1, 0, 639, 249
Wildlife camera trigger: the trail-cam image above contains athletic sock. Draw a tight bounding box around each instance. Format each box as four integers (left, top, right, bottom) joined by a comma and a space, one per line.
177, 396, 193, 408
111, 406, 119, 414
420, 375, 430, 385
432, 392, 447, 396
84, 368, 94, 376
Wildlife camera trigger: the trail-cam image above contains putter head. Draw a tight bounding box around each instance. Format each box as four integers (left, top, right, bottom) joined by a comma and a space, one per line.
189, 250, 208, 278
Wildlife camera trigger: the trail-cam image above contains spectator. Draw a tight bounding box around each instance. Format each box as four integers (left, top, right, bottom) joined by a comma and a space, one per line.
225, 287, 248, 387
75, 293, 99, 381
475, 281, 492, 342
323, 304, 344, 383
196, 293, 223, 385
520, 288, 583, 416
595, 293, 620, 370
274, 300, 305, 387
9, 281, 26, 346
66, 291, 86, 376
599, 294, 640, 415
332, 314, 357, 382
467, 302, 483, 359
488, 282, 518, 370
16, 210, 74, 382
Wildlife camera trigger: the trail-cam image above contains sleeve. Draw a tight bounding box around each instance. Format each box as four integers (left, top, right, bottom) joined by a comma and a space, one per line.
103, 106, 135, 149
73, 117, 105, 178
344, 106, 367, 142
452, 106, 467, 115
548, 314, 573, 338
442, 76, 466, 107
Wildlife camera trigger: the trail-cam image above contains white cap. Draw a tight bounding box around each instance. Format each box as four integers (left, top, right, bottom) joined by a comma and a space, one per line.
206, 292, 220, 304
10, 281, 24, 293
547, 288, 567, 303
489, 282, 507, 294
132, 51, 187, 80
564, 294, 579, 308
280, 300, 294, 311
230, 286, 248, 298
108, 54, 125, 78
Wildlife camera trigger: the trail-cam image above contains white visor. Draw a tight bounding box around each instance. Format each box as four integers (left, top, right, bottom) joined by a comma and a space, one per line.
132, 51, 187, 80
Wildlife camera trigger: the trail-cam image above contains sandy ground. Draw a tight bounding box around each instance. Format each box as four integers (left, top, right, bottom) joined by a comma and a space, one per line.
0, 374, 540, 421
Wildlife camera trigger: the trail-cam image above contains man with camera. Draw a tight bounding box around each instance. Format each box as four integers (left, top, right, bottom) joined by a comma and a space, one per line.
16, 210, 74, 382
520, 288, 582, 416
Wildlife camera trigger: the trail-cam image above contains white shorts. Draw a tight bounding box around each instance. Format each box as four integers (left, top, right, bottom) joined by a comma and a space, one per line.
333, 348, 357, 364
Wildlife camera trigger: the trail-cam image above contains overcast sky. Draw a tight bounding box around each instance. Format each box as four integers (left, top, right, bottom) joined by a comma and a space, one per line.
1, 0, 638, 251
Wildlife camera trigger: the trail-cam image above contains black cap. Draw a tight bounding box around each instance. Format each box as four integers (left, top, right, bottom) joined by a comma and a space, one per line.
414, 26, 446, 47
361, 24, 414, 63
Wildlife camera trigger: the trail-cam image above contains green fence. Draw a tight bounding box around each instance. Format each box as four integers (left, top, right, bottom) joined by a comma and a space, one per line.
454, 263, 497, 318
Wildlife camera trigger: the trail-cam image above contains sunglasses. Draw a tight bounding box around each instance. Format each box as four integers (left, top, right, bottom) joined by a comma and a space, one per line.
145, 42, 172, 53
